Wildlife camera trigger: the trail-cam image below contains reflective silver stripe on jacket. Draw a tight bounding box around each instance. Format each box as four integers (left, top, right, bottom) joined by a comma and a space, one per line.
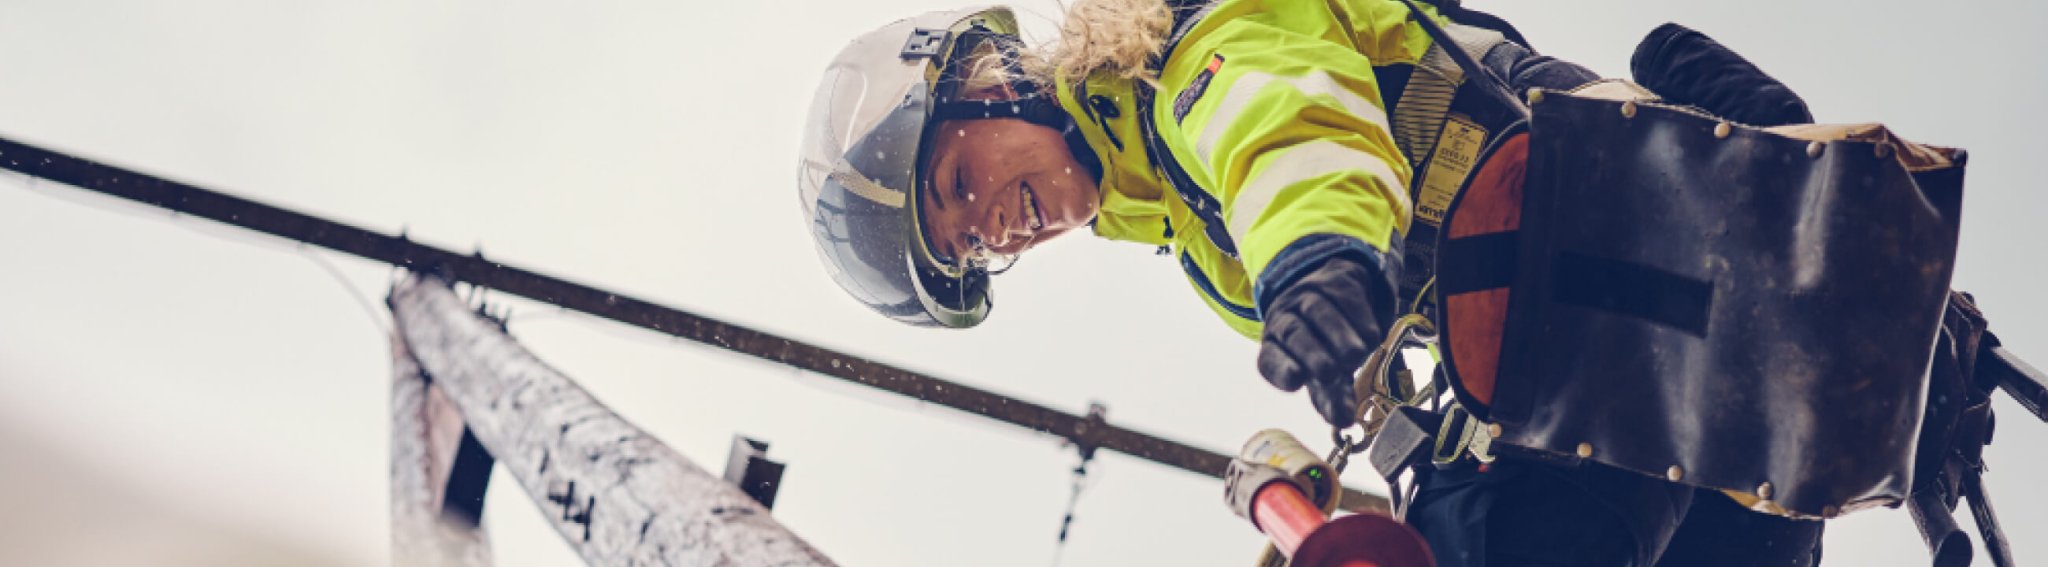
1225, 139, 1407, 246
1193, 70, 1393, 164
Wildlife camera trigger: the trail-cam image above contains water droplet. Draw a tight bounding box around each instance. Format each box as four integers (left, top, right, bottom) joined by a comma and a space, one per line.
967, 193, 976, 202
1010, 104, 1021, 113
875, 151, 886, 160
957, 129, 966, 137
830, 359, 841, 368
1064, 167, 1072, 174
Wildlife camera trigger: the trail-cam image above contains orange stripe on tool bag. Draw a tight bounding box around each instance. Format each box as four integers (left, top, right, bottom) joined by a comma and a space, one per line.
1433, 124, 1529, 417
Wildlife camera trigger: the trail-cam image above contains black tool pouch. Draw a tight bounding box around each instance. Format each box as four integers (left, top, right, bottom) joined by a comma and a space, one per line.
1435, 88, 1968, 519
1400, 0, 1969, 520
1517, 92, 1960, 518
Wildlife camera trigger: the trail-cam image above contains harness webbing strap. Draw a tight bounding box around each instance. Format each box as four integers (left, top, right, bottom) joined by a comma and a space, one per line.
1392, 68, 1459, 166
1434, 230, 1517, 295
1390, 20, 1503, 166
1386, 13, 1509, 305
1396, 0, 1529, 122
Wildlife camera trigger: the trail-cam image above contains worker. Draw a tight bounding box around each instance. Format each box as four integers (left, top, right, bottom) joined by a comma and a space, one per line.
796, 1, 1820, 565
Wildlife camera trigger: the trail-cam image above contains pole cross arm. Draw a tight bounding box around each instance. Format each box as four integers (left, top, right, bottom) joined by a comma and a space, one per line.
0, 134, 1388, 513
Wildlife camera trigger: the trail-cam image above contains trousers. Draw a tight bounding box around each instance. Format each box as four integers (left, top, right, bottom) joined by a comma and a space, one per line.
1406, 457, 1825, 567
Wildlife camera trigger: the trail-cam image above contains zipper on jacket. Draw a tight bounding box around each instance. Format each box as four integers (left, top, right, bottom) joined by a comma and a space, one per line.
1180, 250, 1260, 322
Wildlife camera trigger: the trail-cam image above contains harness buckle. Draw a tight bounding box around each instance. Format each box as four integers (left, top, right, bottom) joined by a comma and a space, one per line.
1429, 403, 1497, 468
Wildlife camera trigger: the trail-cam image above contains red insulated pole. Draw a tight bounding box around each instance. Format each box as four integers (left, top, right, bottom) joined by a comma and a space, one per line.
1252, 481, 1434, 567
1252, 483, 1382, 567
1253, 482, 1334, 559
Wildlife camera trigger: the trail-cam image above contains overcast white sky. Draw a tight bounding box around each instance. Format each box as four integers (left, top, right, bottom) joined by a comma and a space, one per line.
0, 1, 2041, 566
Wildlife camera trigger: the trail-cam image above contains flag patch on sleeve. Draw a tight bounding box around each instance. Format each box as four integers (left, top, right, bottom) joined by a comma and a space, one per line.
1173, 54, 1224, 123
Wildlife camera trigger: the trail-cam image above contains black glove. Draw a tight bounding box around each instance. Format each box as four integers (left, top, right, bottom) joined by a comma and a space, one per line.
1630, 23, 1814, 127
1256, 254, 1392, 427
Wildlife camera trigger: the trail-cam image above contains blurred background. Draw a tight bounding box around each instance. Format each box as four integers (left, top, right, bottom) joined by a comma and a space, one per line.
0, 1, 2040, 565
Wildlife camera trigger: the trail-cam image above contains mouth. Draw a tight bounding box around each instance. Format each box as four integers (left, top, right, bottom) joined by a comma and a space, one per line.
1021, 183, 1045, 231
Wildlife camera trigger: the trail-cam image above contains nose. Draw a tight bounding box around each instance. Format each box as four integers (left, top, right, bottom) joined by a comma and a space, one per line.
978, 204, 1025, 246
985, 217, 1039, 255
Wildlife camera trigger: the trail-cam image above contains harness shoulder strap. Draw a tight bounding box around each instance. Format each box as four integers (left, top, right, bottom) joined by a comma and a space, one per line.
1390, 21, 1505, 165
1395, 0, 1527, 120
1387, 5, 1515, 302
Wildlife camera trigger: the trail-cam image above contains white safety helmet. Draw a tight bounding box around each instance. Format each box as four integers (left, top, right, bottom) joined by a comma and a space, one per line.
797, 6, 1069, 328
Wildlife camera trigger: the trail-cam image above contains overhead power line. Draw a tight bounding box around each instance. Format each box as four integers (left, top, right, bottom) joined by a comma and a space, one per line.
0, 134, 1388, 513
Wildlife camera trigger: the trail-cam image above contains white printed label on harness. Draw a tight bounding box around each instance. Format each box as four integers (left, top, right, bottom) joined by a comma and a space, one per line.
1416, 113, 1487, 227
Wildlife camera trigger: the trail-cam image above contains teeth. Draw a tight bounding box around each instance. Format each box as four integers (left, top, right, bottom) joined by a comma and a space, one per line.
1023, 187, 1042, 230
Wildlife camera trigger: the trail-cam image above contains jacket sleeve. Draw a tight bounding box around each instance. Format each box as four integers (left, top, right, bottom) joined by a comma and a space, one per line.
1158, 24, 1416, 316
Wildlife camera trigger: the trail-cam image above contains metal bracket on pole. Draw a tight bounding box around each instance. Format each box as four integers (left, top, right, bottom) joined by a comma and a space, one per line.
391, 337, 494, 567
724, 436, 787, 510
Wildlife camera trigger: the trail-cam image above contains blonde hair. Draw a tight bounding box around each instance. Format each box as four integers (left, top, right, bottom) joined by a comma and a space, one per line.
1039, 0, 1176, 85
961, 0, 1177, 92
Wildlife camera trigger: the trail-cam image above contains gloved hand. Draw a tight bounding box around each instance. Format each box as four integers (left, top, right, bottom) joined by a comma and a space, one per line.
1256, 254, 1391, 427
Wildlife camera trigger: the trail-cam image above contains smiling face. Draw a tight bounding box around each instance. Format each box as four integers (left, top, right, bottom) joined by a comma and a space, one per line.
918, 116, 1100, 269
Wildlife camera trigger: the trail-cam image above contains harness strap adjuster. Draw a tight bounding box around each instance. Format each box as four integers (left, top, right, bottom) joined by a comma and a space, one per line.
1429, 403, 1497, 468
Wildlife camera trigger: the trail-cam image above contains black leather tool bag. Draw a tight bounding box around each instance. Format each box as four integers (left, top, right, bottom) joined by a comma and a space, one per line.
1436, 88, 1968, 518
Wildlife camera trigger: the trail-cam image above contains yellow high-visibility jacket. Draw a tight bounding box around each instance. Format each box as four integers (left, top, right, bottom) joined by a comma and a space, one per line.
1055, 0, 1480, 339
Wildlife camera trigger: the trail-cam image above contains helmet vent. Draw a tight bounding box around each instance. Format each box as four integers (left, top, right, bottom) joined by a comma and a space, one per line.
901, 29, 950, 59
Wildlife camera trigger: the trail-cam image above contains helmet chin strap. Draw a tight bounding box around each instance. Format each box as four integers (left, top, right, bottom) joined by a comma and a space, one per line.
929, 93, 1073, 131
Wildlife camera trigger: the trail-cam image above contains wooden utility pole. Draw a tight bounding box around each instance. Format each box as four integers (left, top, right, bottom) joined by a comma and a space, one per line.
389, 274, 837, 566
391, 335, 495, 567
